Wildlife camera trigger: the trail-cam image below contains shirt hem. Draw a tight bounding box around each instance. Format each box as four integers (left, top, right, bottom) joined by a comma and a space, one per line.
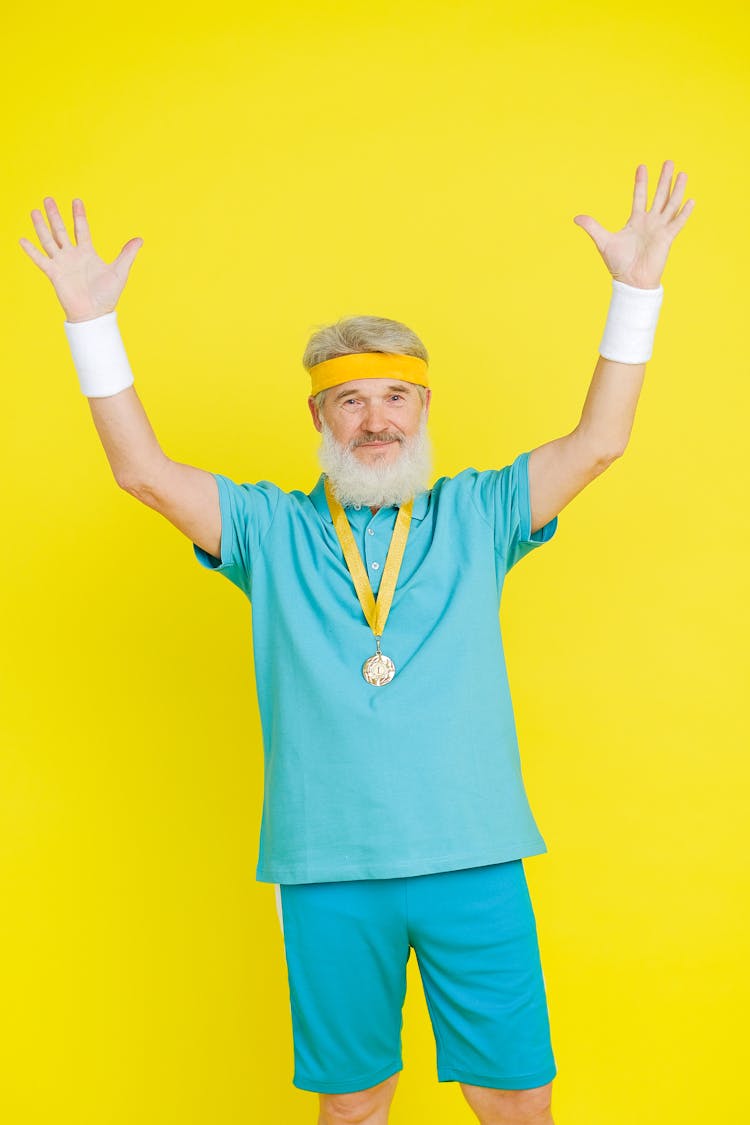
255, 840, 548, 885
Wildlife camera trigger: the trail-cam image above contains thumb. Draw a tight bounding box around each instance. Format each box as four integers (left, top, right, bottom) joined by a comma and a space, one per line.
112, 237, 143, 281
573, 214, 608, 251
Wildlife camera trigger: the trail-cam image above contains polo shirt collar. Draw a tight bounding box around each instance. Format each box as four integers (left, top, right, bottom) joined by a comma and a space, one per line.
308, 474, 431, 523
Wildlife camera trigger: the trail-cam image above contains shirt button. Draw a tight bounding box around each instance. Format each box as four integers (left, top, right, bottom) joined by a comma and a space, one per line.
371, 561, 380, 570
367, 528, 375, 536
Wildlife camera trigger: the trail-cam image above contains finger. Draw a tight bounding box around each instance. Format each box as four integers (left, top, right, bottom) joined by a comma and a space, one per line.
43, 196, 73, 248
72, 198, 93, 248
112, 237, 143, 282
650, 159, 674, 213
631, 164, 648, 214
573, 214, 609, 253
663, 170, 688, 221
668, 197, 696, 233
30, 208, 59, 257
19, 236, 52, 273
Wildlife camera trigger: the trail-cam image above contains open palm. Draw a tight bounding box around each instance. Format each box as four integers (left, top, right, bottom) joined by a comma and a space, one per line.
19, 197, 142, 323
573, 160, 695, 290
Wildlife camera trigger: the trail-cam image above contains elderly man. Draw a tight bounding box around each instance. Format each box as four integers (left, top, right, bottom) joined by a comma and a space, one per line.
21, 161, 693, 1125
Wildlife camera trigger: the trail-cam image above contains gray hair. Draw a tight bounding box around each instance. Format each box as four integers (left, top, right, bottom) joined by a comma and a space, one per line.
303, 314, 429, 410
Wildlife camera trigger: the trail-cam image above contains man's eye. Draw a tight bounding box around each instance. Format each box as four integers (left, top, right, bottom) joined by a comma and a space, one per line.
390, 394, 404, 402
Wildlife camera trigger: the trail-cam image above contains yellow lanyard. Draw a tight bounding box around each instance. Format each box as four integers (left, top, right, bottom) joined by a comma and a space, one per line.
324, 478, 413, 641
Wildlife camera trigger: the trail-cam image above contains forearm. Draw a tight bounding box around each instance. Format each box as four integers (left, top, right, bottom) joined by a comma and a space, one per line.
86, 385, 170, 491
573, 277, 664, 459
574, 355, 646, 460
62, 309, 170, 491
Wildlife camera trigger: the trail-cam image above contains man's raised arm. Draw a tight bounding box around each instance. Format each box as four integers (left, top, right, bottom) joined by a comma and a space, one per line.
527, 160, 695, 534
20, 197, 222, 559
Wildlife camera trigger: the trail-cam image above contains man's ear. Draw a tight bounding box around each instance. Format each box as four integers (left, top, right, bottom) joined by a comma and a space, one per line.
308, 396, 323, 433
424, 388, 432, 418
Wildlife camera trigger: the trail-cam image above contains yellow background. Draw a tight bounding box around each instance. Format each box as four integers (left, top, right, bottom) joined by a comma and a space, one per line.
2, 1, 748, 1122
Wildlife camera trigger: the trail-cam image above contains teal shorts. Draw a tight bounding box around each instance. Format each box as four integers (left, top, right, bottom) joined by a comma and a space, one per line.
276, 860, 557, 1094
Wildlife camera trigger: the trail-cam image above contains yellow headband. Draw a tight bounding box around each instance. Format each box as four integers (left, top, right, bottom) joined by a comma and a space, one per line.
309, 353, 429, 396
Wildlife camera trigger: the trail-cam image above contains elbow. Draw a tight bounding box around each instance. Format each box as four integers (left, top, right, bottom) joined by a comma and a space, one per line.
117, 475, 156, 505
586, 435, 628, 470
117, 458, 172, 505
598, 445, 626, 468
574, 425, 628, 471
116, 474, 141, 496
579, 446, 624, 478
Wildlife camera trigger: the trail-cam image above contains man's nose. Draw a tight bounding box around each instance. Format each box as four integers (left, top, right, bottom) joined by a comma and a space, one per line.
362, 401, 388, 432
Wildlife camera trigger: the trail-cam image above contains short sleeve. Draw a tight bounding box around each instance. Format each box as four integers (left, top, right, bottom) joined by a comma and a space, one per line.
192, 473, 281, 598
468, 450, 558, 573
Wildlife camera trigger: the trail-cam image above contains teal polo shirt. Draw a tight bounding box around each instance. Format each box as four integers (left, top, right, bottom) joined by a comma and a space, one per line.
193, 450, 558, 884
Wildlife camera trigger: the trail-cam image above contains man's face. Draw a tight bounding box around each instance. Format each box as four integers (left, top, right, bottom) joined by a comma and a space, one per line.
308, 378, 431, 465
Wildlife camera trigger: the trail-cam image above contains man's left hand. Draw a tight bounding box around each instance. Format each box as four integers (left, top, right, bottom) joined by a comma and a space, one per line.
573, 160, 695, 289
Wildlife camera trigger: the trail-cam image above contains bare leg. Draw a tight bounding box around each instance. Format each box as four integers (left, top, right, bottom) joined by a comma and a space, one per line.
317, 1072, 400, 1124
460, 1080, 555, 1125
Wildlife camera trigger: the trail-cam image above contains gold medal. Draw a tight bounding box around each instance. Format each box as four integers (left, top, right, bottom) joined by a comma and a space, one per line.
324, 479, 413, 687
362, 638, 396, 686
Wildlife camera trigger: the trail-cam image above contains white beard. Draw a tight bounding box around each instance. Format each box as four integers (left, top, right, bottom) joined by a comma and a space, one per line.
318, 414, 432, 509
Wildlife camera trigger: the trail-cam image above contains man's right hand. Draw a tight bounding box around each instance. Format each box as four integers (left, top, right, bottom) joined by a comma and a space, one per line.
20, 196, 223, 560
19, 197, 143, 323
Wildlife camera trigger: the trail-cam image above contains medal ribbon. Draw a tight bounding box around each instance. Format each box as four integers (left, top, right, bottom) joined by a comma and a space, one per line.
324, 478, 413, 639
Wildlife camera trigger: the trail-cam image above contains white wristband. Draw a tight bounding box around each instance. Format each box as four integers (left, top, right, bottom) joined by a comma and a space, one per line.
599, 279, 664, 364
64, 311, 135, 397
